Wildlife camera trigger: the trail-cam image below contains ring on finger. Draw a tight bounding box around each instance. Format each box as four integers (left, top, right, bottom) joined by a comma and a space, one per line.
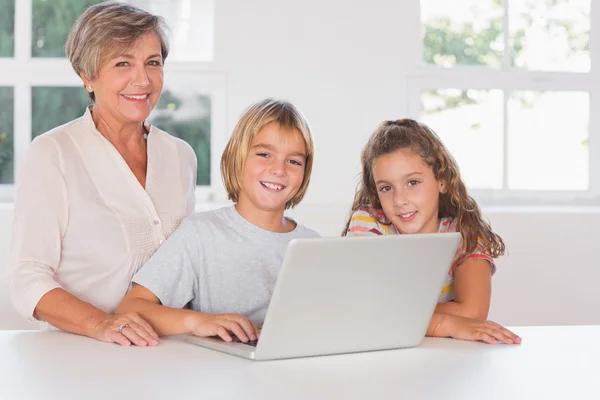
118, 323, 129, 334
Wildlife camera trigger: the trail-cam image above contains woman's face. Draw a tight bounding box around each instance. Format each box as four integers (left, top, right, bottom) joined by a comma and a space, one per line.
85, 32, 164, 125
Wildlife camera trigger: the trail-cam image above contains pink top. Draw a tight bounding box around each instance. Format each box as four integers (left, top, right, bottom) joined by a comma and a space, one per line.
8, 108, 197, 321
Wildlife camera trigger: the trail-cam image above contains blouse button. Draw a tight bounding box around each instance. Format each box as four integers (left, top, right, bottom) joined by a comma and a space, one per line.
159, 240, 164, 245
153, 220, 160, 225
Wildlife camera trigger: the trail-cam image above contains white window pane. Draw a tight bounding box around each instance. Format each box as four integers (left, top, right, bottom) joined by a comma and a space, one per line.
420, 89, 504, 189
0, 87, 14, 184
150, 85, 211, 186
509, 0, 590, 72
507, 91, 589, 191
421, 0, 504, 67
128, 0, 214, 62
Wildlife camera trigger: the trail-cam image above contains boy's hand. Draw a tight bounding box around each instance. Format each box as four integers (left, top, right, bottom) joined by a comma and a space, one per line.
186, 312, 260, 343
442, 314, 522, 345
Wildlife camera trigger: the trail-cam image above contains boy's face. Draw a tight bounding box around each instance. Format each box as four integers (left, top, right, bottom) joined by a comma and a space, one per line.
238, 122, 307, 213
372, 148, 445, 234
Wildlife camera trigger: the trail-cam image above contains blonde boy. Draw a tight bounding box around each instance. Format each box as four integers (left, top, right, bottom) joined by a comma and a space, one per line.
117, 99, 319, 343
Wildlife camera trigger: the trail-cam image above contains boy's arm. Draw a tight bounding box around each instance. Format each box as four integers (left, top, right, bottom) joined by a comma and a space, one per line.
116, 284, 197, 337
117, 284, 260, 341
434, 258, 492, 320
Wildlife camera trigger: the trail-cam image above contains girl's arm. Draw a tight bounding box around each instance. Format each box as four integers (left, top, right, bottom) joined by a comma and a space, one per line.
434, 258, 492, 320
426, 312, 521, 344
116, 284, 260, 342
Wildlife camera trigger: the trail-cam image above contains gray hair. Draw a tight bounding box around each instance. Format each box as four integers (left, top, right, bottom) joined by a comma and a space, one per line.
65, 2, 169, 101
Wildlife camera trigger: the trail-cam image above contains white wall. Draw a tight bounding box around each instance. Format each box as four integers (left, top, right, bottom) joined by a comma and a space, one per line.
1, 0, 599, 329
212, 0, 417, 206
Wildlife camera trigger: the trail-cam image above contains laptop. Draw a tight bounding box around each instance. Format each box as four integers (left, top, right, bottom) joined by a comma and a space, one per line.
187, 232, 462, 360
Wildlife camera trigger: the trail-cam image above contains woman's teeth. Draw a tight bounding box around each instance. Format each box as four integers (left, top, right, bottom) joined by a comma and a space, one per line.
123, 94, 148, 100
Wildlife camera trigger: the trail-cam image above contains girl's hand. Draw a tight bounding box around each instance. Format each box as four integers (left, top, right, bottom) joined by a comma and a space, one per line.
440, 314, 522, 345
92, 312, 159, 347
186, 312, 260, 343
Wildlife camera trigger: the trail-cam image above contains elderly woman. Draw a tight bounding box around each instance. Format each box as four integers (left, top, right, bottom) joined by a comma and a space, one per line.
8, 3, 197, 346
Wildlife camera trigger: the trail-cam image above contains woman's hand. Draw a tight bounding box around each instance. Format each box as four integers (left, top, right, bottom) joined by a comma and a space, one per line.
439, 314, 522, 345
91, 312, 159, 347
185, 312, 260, 343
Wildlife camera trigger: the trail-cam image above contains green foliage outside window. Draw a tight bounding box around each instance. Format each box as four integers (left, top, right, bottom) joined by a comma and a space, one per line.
32, 87, 91, 138
153, 91, 212, 186
0, 0, 15, 57
32, 0, 103, 57
0, 88, 14, 184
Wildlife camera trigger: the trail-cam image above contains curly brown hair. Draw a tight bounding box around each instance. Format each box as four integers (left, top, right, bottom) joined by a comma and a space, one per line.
342, 119, 505, 258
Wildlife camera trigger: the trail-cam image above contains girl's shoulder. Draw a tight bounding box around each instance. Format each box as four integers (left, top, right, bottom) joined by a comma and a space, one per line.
347, 207, 397, 236
438, 217, 458, 233
442, 217, 497, 275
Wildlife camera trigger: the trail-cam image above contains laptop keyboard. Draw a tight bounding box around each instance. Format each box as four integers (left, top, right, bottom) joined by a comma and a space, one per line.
210, 335, 258, 347
231, 337, 259, 347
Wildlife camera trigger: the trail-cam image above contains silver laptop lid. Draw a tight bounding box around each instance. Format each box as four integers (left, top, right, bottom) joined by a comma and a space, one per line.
254, 233, 461, 360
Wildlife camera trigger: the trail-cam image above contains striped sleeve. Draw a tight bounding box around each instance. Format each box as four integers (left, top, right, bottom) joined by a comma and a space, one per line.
347, 208, 393, 236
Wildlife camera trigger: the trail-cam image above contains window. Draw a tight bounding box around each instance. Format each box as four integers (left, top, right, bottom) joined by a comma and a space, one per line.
410, 0, 597, 204
0, 0, 15, 57
0, 87, 14, 184
0, 0, 218, 202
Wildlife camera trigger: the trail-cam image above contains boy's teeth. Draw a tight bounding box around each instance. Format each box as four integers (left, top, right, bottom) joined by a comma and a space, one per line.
263, 182, 283, 190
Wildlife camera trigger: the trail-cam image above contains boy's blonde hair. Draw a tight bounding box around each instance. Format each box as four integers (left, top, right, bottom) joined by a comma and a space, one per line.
221, 99, 314, 209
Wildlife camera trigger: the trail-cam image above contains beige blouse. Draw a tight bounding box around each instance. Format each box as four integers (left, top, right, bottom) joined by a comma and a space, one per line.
8, 108, 197, 321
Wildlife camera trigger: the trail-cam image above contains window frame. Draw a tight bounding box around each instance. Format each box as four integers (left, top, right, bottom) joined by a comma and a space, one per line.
407, 0, 600, 206
0, 0, 222, 203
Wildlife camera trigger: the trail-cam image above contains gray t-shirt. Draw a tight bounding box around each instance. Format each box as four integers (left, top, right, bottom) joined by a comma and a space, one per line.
132, 206, 320, 324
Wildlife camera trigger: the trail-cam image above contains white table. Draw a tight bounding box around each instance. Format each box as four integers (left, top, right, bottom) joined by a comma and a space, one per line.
1, 326, 598, 400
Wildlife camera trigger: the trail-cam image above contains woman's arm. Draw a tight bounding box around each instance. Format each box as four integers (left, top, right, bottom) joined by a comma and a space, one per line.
117, 284, 260, 342
434, 258, 492, 320
35, 288, 158, 346
8, 136, 157, 346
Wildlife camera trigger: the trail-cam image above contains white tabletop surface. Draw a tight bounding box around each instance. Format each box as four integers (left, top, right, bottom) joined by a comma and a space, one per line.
1, 325, 598, 400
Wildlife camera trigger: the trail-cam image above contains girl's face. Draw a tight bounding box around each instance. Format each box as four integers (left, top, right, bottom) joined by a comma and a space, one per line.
238, 122, 307, 213
372, 148, 446, 234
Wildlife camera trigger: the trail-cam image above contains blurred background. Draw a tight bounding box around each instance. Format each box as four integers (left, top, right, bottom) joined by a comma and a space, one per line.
0, 0, 598, 329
